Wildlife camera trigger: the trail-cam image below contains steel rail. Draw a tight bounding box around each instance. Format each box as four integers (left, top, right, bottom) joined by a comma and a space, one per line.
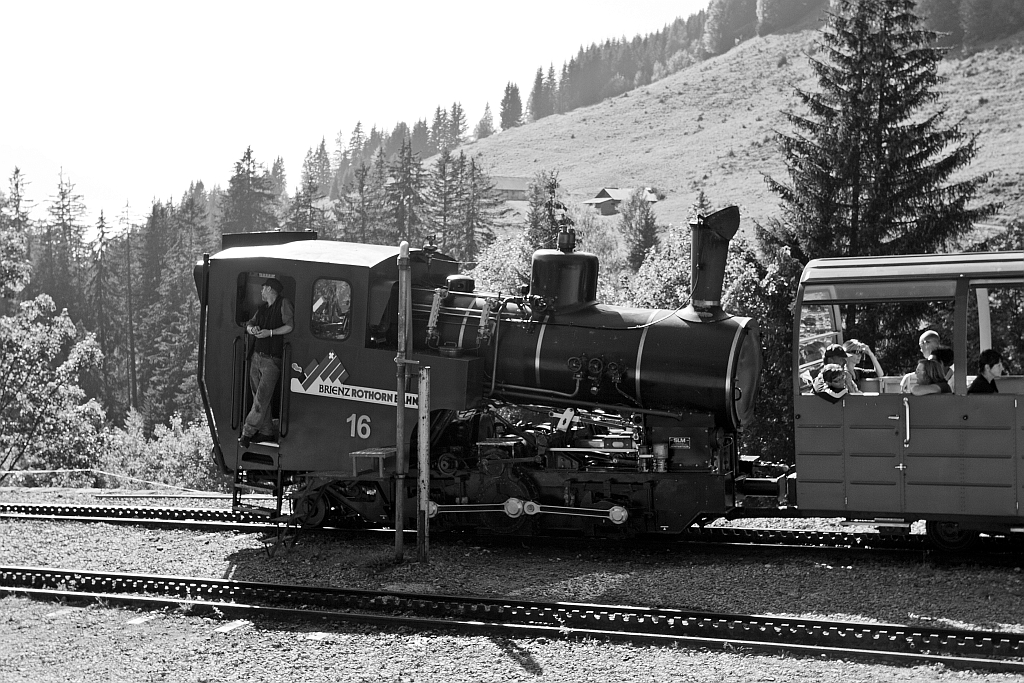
1, 566, 1022, 672
2, 503, 1022, 554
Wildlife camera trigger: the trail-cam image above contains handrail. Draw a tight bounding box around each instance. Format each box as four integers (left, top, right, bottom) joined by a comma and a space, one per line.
196, 254, 226, 473
279, 342, 291, 437
903, 397, 911, 448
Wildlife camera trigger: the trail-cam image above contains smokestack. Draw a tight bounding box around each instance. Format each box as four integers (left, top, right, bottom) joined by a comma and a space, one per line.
680, 205, 740, 323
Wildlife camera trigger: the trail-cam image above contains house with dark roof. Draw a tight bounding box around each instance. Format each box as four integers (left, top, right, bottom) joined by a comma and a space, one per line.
491, 176, 531, 202
581, 187, 658, 215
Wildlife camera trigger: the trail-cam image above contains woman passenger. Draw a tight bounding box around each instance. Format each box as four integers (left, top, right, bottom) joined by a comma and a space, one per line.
843, 339, 884, 384
911, 358, 951, 395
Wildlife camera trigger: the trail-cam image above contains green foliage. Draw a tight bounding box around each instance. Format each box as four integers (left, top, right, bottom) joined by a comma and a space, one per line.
98, 410, 225, 492
0, 295, 104, 482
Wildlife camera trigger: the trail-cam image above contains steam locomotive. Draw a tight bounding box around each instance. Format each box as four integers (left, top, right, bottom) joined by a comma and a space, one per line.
194, 206, 765, 536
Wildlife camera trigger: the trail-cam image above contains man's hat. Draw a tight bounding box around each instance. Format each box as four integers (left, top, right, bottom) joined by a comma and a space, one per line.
823, 344, 848, 359
262, 278, 283, 294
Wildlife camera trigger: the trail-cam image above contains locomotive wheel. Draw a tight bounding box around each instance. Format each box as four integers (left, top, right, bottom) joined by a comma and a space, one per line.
925, 520, 979, 552
293, 490, 329, 528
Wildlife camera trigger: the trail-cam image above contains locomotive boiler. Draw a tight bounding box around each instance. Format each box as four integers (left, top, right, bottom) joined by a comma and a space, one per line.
195, 205, 763, 535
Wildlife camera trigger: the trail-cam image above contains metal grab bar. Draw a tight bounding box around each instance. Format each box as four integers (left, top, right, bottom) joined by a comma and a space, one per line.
903, 397, 911, 447
279, 342, 291, 437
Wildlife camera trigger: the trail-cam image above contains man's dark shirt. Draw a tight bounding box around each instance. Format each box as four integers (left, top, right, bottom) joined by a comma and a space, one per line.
967, 375, 998, 394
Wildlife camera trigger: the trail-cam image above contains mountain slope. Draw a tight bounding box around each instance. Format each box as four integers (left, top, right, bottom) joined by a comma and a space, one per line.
460, 28, 1024, 234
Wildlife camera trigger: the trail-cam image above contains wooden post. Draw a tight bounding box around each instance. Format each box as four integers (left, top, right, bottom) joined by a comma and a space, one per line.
417, 365, 431, 562
394, 242, 410, 562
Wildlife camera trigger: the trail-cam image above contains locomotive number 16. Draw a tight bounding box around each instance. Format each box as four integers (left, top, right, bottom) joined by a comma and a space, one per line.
347, 414, 371, 439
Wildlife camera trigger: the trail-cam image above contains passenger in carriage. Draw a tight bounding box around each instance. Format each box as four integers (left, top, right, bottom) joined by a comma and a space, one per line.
910, 358, 951, 395
813, 364, 851, 403
901, 330, 941, 393
842, 339, 884, 384
930, 345, 956, 392
809, 344, 860, 395
967, 349, 1003, 394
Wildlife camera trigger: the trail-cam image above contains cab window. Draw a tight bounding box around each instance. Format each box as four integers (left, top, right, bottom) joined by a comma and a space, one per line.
312, 278, 352, 340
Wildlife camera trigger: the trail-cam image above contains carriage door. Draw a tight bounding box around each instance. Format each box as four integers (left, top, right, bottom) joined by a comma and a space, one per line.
794, 301, 904, 515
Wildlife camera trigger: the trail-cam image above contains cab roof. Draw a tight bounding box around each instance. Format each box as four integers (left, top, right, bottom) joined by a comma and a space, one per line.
801, 250, 1024, 285
212, 240, 406, 270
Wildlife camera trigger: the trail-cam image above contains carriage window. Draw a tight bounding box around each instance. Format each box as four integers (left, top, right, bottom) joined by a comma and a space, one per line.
312, 279, 352, 340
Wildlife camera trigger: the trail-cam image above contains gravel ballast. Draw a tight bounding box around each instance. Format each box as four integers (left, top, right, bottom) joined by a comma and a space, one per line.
1, 488, 1023, 682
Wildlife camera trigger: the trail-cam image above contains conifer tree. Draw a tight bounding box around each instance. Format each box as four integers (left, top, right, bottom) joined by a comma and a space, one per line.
348, 121, 367, 161
474, 104, 495, 140
528, 68, 549, 121
429, 106, 450, 155
365, 146, 392, 244
618, 189, 660, 271
0, 168, 33, 306
34, 171, 87, 318
268, 156, 289, 220
765, 0, 996, 265
219, 147, 279, 234
386, 138, 426, 245
449, 102, 467, 148
456, 155, 502, 265
524, 170, 562, 253
425, 149, 461, 253
341, 159, 372, 243
499, 82, 523, 130
410, 119, 430, 157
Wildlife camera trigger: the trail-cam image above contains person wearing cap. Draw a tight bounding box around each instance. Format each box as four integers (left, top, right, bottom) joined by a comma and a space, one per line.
240, 278, 294, 448
811, 344, 859, 395
842, 339, 884, 383
814, 364, 850, 403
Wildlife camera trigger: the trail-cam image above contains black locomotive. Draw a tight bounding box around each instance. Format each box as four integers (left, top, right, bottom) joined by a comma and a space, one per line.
194, 206, 764, 535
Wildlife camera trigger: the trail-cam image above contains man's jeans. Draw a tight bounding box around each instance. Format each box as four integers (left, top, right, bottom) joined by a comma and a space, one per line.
243, 352, 281, 437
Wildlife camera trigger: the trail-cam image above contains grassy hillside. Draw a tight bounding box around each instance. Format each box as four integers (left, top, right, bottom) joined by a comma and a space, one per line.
459, 27, 1024, 236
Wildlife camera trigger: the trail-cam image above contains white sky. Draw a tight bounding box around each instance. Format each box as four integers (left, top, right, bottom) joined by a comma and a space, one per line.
1, 0, 709, 225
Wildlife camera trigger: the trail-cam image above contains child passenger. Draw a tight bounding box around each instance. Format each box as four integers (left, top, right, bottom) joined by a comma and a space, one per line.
814, 364, 850, 403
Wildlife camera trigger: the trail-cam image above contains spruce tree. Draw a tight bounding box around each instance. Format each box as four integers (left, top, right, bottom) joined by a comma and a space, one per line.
386, 138, 426, 245
35, 171, 88, 318
457, 155, 502, 265
529, 68, 548, 121
0, 168, 33, 306
499, 82, 523, 130
410, 119, 430, 157
219, 147, 279, 234
429, 106, 450, 155
425, 149, 460, 253
449, 102, 467, 148
474, 104, 495, 140
618, 189, 660, 271
765, 0, 997, 264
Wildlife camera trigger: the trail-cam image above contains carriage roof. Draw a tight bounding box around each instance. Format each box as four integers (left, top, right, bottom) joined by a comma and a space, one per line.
212, 240, 406, 270
801, 250, 1024, 285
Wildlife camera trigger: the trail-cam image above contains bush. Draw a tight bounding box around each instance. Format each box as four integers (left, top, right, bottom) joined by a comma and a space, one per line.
98, 410, 226, 492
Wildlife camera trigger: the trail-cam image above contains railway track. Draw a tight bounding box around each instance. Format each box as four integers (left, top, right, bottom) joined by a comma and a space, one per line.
2, 502, 1022, 555
2, 565, 1022, 672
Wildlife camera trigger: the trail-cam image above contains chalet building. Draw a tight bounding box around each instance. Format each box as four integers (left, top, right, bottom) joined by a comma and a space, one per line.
492, 176, 530, 202
582, 187, 658, 216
